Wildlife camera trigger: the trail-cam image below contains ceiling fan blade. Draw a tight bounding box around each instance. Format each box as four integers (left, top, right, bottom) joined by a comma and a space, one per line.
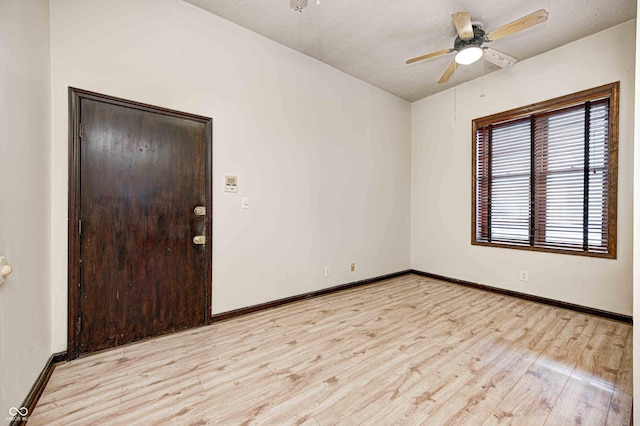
486, 9, 549, 41
451, 11, 474, 40
406, 48, 452, 65
483, 47, 517, 68
437, 60, 457, 84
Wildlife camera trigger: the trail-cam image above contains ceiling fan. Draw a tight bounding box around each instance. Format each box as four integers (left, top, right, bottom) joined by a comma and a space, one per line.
406, 9, 549, 84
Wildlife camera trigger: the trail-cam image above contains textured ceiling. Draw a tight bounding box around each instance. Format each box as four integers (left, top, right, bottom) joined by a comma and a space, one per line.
183, 0, 636, 102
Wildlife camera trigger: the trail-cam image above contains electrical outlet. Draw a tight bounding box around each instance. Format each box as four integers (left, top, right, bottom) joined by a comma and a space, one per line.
350, 262, 356, 272
324, 266, 331, 277
519, 270, 529, 282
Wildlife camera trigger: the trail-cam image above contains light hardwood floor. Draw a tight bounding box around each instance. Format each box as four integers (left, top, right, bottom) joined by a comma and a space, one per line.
30, 274, 632, 425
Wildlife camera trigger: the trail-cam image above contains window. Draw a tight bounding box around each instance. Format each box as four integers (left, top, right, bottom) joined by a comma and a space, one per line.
472, 83, 619, 258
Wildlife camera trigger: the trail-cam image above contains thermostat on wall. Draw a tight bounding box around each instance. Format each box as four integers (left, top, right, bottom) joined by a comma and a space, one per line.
225, 175, 238, 192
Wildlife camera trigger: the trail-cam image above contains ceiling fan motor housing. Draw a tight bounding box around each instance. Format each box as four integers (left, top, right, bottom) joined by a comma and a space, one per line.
454, 26, 485, 51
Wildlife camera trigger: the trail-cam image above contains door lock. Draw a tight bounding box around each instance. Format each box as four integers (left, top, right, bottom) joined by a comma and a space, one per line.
194, 206, 206, 216
193, 235, 206, 245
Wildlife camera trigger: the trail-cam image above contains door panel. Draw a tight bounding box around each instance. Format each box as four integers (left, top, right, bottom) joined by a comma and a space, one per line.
70, 90, 211, 355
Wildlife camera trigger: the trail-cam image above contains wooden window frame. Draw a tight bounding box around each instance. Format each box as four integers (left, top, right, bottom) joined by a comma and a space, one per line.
471, 82, 619, 258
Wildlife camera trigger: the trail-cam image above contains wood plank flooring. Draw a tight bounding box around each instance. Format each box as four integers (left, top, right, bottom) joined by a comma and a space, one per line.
29, 274, 632, 425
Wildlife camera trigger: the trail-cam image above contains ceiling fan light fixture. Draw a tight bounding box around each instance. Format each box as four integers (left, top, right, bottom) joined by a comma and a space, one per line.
455, 46, 483, 65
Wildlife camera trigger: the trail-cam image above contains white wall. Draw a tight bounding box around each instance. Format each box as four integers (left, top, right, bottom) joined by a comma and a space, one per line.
49, 0, 411, 352
632, 4, 639, 425
411, 20, 635, 315
0, 0, 52, 423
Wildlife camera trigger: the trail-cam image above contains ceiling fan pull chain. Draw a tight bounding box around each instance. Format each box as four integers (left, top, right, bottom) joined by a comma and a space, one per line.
453, 68, 457, 122
481, 54, 485, 97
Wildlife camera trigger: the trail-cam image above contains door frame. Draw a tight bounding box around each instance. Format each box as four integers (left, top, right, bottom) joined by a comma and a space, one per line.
67, 87, 213, 359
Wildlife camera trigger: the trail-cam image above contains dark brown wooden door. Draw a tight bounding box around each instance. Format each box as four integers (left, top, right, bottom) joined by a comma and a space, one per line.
69, 89, 211, 356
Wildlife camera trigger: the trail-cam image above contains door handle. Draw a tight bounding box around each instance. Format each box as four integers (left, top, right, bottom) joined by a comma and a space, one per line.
193, 206, 206, 245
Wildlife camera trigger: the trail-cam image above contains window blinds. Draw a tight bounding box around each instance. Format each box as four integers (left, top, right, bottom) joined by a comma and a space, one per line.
474, 98, 611, 255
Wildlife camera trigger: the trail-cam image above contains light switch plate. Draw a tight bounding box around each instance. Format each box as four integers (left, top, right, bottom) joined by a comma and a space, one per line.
242, 196, 250, 209
0, 256, 10, 286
